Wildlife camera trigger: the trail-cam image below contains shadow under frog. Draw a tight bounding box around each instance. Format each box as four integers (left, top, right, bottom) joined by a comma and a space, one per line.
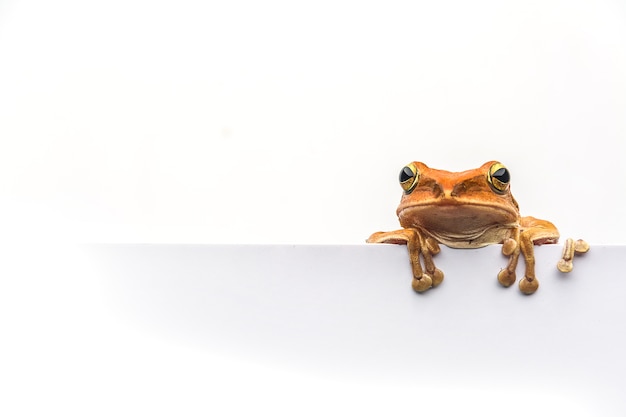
367, 161, 589, 295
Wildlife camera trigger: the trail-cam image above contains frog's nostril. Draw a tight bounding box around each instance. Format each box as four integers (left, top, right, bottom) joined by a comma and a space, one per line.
450, 182, 465, 197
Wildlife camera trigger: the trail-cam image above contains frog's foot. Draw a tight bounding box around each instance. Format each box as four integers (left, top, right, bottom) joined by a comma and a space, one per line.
557, 238, 590, 273
367, 228, 441, 293
411, 263, 443, 292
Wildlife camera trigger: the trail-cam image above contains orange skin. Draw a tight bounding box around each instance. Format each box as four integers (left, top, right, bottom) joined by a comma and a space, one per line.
367, 161, 588, 294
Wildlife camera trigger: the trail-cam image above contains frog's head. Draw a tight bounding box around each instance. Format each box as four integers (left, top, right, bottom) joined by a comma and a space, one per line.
395, 161, 520, 242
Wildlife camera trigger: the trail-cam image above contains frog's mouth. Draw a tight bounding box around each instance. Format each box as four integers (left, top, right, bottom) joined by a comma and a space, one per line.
397, 203, 519, 247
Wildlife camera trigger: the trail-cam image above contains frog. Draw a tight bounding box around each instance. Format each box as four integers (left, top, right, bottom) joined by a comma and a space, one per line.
367, 161, 589, 294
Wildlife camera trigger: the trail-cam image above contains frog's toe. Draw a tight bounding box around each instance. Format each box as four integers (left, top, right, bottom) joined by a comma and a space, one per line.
430, 268, 444, 287
497, 269, 516, 287
574, 239, 590, 254
557, 238, 590, 273
519, 277, 539, 295
412, 274, 433, 292
502, 238, 517, 256
557, 259, 573, 273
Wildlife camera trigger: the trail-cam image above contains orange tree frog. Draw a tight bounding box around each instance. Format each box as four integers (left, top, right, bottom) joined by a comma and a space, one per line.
367, 161, 589, 294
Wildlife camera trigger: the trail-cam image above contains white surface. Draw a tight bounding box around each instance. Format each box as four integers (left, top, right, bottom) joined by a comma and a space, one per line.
0, 0, 625, 244
1, 243, 622, 416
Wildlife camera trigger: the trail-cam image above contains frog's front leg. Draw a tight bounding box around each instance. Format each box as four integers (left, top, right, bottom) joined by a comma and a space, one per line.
516, 216, 561, 294
367, 228, 443, 292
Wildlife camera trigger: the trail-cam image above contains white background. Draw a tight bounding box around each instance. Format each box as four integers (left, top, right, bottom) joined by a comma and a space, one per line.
1, 1, 626, 416
1, 0, 625, 244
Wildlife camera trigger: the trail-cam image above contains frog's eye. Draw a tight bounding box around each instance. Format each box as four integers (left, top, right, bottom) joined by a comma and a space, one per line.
399, 163, 419, 194
488, 162, 510, 193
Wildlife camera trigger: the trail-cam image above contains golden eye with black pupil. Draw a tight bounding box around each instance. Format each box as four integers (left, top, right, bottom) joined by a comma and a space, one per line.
399, 163, 419, 194
487, 162, 510, 193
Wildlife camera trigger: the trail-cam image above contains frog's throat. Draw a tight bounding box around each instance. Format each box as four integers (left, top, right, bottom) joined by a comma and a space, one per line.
420, 224, 519, 248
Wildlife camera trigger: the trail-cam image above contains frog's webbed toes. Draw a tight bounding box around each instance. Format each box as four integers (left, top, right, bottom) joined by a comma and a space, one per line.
519, 277, 539, 295
412, 274, 433, 292
497, 268, 516, 287
557, 238, 590, 273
